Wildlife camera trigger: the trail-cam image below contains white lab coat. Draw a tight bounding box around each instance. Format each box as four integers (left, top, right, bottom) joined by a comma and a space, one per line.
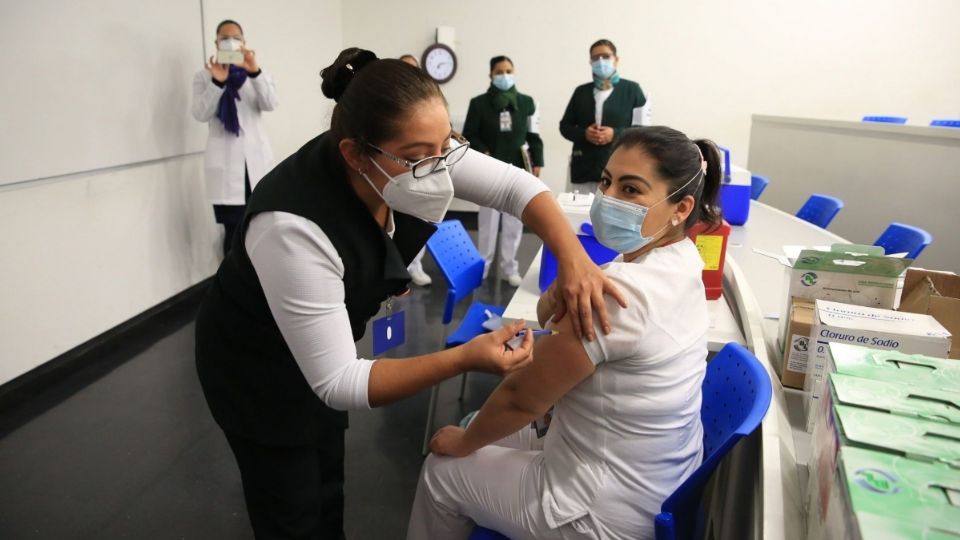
192, 70, 279, 205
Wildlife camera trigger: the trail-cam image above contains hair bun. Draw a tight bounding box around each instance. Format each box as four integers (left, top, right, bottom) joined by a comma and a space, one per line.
320, 48, 379, 102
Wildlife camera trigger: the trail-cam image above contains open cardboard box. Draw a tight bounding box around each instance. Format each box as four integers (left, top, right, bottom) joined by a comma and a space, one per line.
899, 268, 960, 359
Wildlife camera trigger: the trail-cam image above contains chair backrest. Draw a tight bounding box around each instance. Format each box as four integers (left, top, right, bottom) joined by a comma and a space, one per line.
930, 119, 960, 128
655, 343, 773, 540
750, 175, 769, 200
538, 234, 618, 293
426, 220, 486, 324
862, 115, 907, 124
873, 222, 933, 259
795, 193, 844, 229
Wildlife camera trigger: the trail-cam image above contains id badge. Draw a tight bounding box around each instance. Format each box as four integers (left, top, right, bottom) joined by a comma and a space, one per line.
499, 111, 512, 132
372, 299, 405, 356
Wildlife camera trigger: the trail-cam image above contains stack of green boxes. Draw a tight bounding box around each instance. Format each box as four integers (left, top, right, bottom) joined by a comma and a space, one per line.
805, 342, 960, 539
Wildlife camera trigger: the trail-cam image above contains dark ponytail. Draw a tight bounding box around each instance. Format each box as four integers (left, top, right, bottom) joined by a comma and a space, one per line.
319, 47, 446, 152
611, 126, 723, 229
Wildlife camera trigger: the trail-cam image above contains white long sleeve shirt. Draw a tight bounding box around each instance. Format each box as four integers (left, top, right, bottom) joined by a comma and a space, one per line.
245, 147, 549, 411
192, 69, 279, 205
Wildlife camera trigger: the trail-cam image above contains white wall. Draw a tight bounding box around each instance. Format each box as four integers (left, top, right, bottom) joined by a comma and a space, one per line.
0, 0, 342, 386
342, 0, 960, 194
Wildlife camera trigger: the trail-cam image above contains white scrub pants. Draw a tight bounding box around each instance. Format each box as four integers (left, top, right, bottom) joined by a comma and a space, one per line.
407, 427, 600, 540
407, 248, 426, 275
478, 207, 523, 278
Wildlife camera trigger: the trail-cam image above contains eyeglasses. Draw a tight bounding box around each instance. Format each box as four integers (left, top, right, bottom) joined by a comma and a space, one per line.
367, 141, 470, 179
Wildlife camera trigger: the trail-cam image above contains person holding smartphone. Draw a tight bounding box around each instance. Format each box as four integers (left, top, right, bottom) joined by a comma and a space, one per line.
192, 19, 279, 256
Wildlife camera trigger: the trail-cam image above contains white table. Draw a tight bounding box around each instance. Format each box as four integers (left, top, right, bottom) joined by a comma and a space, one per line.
502, 250, 746, 352
721, 201, 849, 540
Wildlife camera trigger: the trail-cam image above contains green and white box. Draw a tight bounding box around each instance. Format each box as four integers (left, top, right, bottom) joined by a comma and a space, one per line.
806, 370, 960, 532
807, 405, 960, 539
804, 300, 951, 432
778, 249, 912, 353
818, 447, 960, 540
824, 342, 960, 393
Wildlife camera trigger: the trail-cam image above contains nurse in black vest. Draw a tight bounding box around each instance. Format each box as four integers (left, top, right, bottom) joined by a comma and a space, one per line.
195, 48, 626, 539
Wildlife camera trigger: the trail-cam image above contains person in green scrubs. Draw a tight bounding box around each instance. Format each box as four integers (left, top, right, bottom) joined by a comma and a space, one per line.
560, 39, 650, 195
462, 55, 544, 285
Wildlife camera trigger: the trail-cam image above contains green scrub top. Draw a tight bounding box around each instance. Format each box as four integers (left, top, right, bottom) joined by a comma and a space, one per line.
559, 79, 646, 184
462, 85, 544, 170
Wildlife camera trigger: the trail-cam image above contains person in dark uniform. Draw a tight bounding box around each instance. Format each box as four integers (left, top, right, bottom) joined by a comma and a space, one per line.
560, 39, 649, 195
194, 47, 626, 539
462, 55, 544, 286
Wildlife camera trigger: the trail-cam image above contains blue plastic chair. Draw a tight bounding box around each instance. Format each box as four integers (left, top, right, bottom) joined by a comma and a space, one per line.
654, 342, 772, 540
873, 222, 933, 259
750, 175, 769, 200
422, 220, 504, 454
862, 116, 907, 124
795, 194, 844, 229
468, 343, 773, 540
930, 119, 960, 128
539, 234, 618, 293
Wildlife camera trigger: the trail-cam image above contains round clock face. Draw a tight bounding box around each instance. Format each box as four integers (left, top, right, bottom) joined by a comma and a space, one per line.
422, 44, 457, 84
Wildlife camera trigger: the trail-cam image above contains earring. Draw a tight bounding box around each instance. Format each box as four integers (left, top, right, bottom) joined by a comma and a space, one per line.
672, 218, 680, 226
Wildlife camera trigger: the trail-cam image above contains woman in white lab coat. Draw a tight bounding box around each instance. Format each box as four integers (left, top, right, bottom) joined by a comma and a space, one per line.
192, 19, 279, 256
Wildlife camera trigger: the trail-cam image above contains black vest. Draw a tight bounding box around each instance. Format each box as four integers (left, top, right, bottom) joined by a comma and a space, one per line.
195, 132, 436, 446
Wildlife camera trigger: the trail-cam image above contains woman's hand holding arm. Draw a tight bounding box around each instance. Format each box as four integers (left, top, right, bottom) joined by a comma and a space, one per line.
520, 194, 627, 341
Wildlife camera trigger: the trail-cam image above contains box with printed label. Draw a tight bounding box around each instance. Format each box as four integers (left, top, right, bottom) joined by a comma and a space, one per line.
777, 249, 912, 353
806, 369, 960, 534
803, 300, 951, 432
781, 297, 814, 389
815, 447, 960, 540
806, 404, 960, 539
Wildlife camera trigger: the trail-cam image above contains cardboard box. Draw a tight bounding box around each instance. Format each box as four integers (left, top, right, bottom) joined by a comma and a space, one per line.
778, 249, 912, 353
899, 268, 960, 359
826, 342, 960, 393
806, 369, 960, 531
807, 404, 960, 539
816, 447, 960, 540
781, 298, 814, 389
804, 300, 952, 432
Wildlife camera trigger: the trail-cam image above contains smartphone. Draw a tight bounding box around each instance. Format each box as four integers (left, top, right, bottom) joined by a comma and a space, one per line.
216, 50, 244, 65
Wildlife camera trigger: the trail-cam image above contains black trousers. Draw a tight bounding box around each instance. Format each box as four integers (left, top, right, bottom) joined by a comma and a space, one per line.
213, 167, 253, 257
224, 430, 346, 540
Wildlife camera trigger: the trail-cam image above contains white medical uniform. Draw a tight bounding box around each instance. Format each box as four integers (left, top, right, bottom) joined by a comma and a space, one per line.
408, 238, 708, 540
191, 69, 279, 205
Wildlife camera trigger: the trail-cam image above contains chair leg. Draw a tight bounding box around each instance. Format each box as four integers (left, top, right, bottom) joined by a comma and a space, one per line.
458, 373, 468, 400
422, 384, 440, 455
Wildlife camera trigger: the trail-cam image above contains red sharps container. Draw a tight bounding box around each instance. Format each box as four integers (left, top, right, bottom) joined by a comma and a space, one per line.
685, 220, 731, 300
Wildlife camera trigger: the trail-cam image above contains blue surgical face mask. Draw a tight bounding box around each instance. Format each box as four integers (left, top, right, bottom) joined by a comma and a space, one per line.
492, 73, 514, 91
591, 58, 616, 79
589, 167, 704, 253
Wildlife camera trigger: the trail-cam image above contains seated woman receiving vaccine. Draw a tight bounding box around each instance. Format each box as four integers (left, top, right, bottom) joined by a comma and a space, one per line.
408, 126, 723, 540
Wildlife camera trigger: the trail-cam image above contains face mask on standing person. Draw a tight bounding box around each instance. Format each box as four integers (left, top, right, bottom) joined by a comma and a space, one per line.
591, 58, 616, 79
492, 74, 515, 91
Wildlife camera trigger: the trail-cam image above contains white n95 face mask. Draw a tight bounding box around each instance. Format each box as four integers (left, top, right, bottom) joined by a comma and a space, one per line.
363, 158, 455, 224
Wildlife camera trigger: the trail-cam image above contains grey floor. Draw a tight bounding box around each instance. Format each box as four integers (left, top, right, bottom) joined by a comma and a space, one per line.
0, 229, 540, 540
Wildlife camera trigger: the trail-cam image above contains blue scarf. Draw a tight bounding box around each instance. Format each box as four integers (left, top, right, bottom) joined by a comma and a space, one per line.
592, 70, 621, 90
216, 66, 248, 136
